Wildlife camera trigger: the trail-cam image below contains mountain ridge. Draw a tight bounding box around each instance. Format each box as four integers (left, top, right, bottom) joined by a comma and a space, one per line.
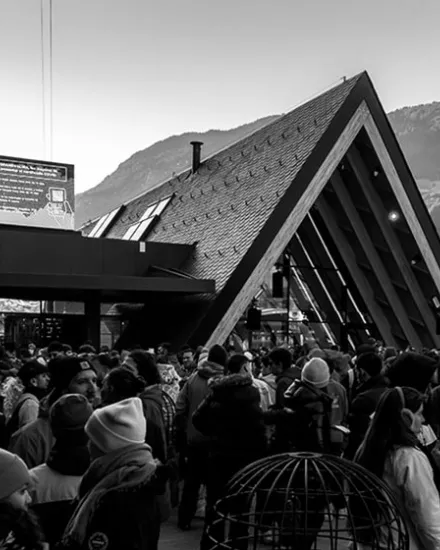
76, 101, 440, 230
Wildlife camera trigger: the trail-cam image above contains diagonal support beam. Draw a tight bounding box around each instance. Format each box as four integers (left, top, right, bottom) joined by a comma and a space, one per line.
347, 145, 440, 347
330, 171, 422, 348
316, 196, 397, 347
364, 115, 440, 296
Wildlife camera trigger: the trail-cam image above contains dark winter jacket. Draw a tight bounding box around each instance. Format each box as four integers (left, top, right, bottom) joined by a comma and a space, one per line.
175, 360, 224, 449
346, 375, 389, 459
192, 374, 267, 462
283, 379, 348, 454
275, 366, 301, 407
30, 433, 90, 547
8, 397, 54, 469
139, 385, 167, 464
57, 444, 167, 550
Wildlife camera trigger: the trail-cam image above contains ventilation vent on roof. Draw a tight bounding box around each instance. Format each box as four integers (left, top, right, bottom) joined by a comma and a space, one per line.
190, 141, 203, 173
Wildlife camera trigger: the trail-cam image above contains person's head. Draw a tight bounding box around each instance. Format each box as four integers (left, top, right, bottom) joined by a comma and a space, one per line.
156, 342, 171, 362
47, 341, 65, 360
207, 344, 228, 368
101, 367, 146, 405
50, 393, 93, 444
18, 360, 50, 395
0, 450, 31, 510
85, 397, 146, 459
301, 358, 330, 389
355, 387, 425, 478
356, 352, 383, 381
385, 352, 439, 393
181, 347, 194, 368
227, 354, 252, 376
79, 344, 97, 355
123, 350, 161, 387
268, 347, 292, 375
49, 356, 99, 406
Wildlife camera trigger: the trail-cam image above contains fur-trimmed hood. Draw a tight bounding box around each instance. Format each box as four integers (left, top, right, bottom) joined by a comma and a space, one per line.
208, 373, 259, 405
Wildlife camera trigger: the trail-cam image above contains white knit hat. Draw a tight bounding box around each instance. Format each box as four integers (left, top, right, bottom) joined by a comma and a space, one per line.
301, 358, 330, 389
85, 397, 146, 453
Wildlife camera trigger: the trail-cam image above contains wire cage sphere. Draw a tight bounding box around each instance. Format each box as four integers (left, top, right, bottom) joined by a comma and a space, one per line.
205, 452, 409, 550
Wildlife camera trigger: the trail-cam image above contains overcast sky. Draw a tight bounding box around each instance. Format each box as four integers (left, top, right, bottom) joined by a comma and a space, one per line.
1, 0, 439, 193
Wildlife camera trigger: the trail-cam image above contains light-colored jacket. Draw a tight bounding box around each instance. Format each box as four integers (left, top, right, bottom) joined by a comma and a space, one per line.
13, 392, 39, 429
383, 446, 440, 550
252, 378, 274, 412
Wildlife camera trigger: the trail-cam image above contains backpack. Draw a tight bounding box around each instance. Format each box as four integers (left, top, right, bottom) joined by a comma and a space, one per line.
289, 382, 338, 455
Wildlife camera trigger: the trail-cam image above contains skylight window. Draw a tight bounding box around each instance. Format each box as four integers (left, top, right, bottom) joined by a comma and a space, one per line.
88, 206, 122, 238
121, 196, 173, 241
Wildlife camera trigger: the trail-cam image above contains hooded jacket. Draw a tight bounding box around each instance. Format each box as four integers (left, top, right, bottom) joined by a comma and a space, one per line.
8, 397, 54, 469
175, 360, 224, 448
192, 374, 267, 461
139, 385, 167, 464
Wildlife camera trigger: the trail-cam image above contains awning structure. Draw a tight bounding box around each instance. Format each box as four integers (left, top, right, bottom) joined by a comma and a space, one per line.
0, 225, 215, 303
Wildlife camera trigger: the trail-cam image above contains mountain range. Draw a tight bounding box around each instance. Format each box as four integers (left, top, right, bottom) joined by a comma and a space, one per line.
76, 102, 440, 231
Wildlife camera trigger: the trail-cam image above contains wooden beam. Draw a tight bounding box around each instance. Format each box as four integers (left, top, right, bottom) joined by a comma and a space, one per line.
347, 145, 440, 347
205, 102, 370, 347
364, 115, 440, 297
316, 197, 397, 347
330, 171, 423, 348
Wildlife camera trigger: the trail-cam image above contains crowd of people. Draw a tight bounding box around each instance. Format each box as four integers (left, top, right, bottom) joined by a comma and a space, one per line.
0, 337, 440, 549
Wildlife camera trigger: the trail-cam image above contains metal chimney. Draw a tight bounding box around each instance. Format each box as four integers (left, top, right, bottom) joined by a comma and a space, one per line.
190, 141, 203, 173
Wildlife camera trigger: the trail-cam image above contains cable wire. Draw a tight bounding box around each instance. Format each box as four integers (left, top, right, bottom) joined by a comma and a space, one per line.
49, 0, 53, 160
40, 0, 46, 158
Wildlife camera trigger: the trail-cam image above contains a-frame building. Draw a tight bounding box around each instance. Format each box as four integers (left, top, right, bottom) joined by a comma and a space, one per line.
83, 71, 440, 351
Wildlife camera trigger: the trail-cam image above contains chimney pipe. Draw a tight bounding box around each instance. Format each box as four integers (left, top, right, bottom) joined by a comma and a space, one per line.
190, 141, 203, 173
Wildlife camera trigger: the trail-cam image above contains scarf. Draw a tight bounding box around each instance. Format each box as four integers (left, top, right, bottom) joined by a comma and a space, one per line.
61, 444, 157, 547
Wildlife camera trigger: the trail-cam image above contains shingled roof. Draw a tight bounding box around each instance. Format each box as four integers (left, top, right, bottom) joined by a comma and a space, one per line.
84, 70, 440, 349
86, 74, 360, 284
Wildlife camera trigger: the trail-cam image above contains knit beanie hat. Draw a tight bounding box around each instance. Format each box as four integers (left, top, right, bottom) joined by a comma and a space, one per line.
208, 344, 228, 367
49, 356, 96, 392
85, 397, 146, 453
301, 358, 330, 389
50, 394, 93, 439
0, 450, 30, 500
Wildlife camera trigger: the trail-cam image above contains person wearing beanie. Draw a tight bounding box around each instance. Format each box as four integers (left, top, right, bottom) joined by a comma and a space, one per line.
59, 398, 166, 550
281, 357, 348, 454
4, 361, 50, 446
175, 343, 226, 531
0, 449, 45, 550
193, 354, 267, 549
123, 351, 167, 464
30, 394, 93, 546
345, 352, 389, 459
9, 356, 99, 470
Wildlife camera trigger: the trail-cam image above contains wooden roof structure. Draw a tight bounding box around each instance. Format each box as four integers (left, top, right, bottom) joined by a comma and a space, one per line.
84, 71, 440, 350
